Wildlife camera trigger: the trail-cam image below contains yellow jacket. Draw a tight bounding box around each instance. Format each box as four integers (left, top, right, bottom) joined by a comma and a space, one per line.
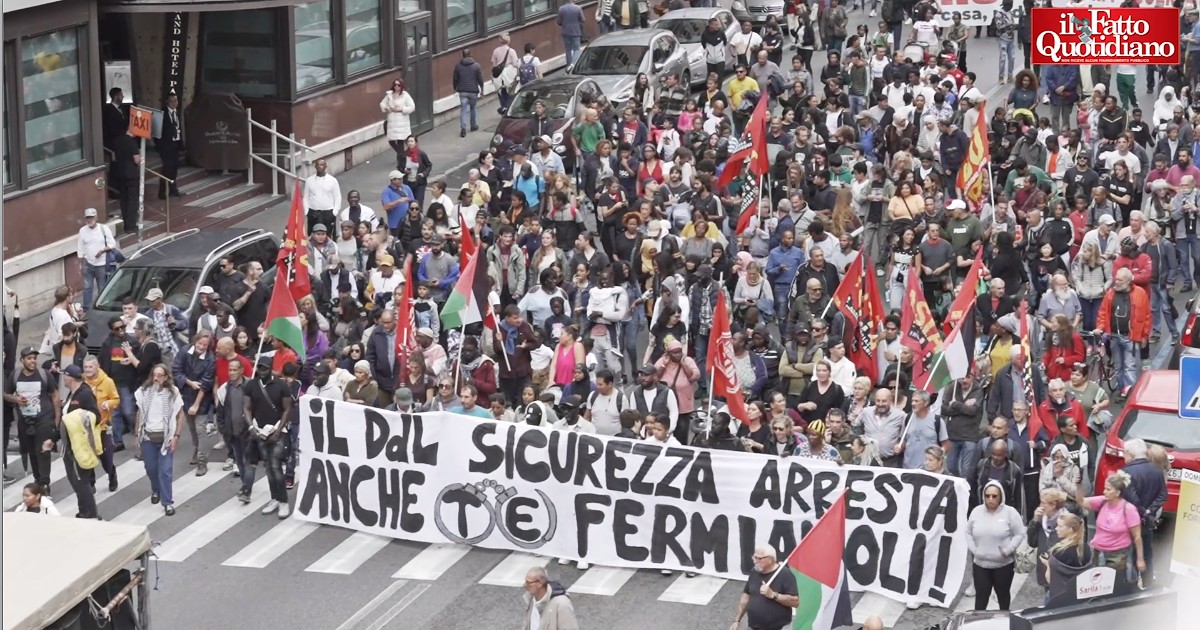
84, 369, 120, 430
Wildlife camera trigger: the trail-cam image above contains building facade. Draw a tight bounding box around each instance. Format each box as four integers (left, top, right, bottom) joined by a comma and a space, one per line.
3, 0, 597, 312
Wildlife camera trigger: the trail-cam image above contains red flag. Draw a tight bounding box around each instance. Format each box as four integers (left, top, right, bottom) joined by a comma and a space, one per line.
393, 259, 418, 385
956, 103, 991, 214
276, 178, 312, 302
714, 94, 770, 188
831, 253, 886, 384
899, 267, 945, 392
707, 292, 748, 421
460, 215, 476, 268
1018, 299, 1045, 442
734, 176, 761, 235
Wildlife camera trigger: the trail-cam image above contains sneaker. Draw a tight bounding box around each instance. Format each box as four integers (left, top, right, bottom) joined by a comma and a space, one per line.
164, 505, 176, 516
686, 571, 698, 578
233, 468, 242, 478
558, 557, 571, 565
237, 491, 251, 504
577, 561, 590, 570
1150, 332, 1161, 343
1042, 94, 1051, 104
278, 503, 291, 519
213, 440, 226, 450
869, 9, 877, 16
223, 458, 235, 472
904, 17, 912, 24
261, 499, 280, 515
660, 569, 673, 576
150, 493, 160, 505
907, 602, 921, 610
196, 461, 208, 477
965, 585, 976, 597
470, 125, 479, 132
189, 454, 199, 466
286, 477, 295, 490
3, 471, 15, 485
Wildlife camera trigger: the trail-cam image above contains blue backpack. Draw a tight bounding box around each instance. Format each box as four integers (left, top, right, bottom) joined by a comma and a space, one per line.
518, 56, 538, 86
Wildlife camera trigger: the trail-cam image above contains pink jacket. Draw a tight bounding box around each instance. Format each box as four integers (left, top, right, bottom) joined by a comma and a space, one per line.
655, 356, 701, 414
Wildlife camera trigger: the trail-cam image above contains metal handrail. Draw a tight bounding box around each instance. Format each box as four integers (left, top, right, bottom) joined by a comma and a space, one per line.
246, 107, 313, 197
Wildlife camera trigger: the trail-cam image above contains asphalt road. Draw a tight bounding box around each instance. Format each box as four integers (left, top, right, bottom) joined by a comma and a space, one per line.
6, 13, 1195, 630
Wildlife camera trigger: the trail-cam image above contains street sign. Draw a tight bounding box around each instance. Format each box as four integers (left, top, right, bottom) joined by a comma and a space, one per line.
1179, 355, 1200, 419
128, 106, 153, 139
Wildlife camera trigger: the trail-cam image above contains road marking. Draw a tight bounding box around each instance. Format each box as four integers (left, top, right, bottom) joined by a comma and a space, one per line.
4, 458, 67, 509
851, 591, 908, 627
478, 552, 549, 587
955, 571, 1029, 613
1151, 310, 1191, 369
363, 583, 430, 630
155, 477, 269, 562
391, 543, 472, 580
334, 581, 408, 630
223, 518, 322, 569
657, 573, 726, 605
568, 566, 638, 596
54, 460, 147, 516
111, 467, 231, 528
306, 531, 393, 575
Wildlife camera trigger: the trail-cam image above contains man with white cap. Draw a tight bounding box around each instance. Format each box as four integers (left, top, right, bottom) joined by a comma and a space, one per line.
303, 158, 341, 236
307, 223, 337, 277
145, 287, 185, 358
530, 135, 564, 175
416, 327, 449, 378
1080, 213, 1122, 261
366, 254, 404, 312
77, 207, 117, 312
381, 169, 415, 239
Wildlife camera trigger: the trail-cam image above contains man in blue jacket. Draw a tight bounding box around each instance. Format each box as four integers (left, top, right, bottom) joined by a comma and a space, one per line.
938, 119, 969, 199
765, 229, 806, 338
452, 49, 484, 138
1120, 438, 1167, 582
1043, 65, 1080, 133
556, 0, 585, 65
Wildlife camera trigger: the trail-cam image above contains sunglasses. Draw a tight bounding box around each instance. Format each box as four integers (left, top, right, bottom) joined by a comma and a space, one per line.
440, 384, 452, 389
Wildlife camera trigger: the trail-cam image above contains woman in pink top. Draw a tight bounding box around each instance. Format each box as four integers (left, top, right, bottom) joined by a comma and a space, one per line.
552, 325, 585, 388
1076, 470, 1146, 579
654, 339, 701, 415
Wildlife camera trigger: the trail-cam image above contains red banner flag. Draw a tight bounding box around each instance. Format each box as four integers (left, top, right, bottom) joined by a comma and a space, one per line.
706, 291, 748, 421
831, 252, 886, 384
956, 103, 991, 215
460, 215, 476, 268
715, 94, 770, 189
393, 258, 417, 386
899, 267, 944, 392
276, 178, 312, 302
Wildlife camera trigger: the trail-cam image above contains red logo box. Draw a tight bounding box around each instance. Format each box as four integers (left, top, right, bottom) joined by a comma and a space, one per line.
1031, 7, 1181, 65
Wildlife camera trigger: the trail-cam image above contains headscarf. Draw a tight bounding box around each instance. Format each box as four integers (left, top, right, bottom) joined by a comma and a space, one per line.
1153, 86, 1177, 127
736, 251, 755, 278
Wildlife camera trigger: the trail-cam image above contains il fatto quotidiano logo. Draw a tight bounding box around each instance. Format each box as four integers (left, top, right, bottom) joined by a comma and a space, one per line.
1030, 7, 1181, 65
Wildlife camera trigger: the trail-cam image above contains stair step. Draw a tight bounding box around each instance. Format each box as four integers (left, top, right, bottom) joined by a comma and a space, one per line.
188, 183, 258, 209
210, 194, 283, 220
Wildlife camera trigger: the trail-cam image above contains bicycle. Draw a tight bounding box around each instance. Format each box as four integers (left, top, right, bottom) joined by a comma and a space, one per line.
1080, 331, 1119, 393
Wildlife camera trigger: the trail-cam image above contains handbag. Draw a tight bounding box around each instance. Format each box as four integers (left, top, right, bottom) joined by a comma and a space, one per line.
754, 283, 775, 320
144, 430, 165, 444
104, 226, 125, 266
1014, 539, 1038, 574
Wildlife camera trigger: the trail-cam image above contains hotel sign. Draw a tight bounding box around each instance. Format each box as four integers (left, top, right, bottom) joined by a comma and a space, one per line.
162, 12, 189, 100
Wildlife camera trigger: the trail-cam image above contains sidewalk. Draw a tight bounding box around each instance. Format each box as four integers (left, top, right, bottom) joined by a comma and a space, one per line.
11, 101, 510, 351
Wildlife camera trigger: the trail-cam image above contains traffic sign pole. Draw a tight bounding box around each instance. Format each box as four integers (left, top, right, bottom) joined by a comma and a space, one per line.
137, 137, 146, 245
127, 106, 154, 245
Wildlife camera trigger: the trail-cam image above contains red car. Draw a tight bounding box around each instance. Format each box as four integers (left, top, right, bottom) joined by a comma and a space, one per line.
1094, 370, 1200, 514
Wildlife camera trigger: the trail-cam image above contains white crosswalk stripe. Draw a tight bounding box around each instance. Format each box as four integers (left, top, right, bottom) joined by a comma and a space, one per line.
392, 543, 472, 581
306, 532, 393, 575
658, 573, 726, 605
568, 566, 638, 596
112, 468, 231, 527
4, 457, 67, 509
53, 459, 146, 516
479, 552, 549, 587
223, 518, 322, 569
155, 477, 269, 562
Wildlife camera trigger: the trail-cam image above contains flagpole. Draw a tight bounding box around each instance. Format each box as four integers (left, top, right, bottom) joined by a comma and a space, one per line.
251, 334, 268, 376
454, 324, 466, 394
921, 353, 945, 393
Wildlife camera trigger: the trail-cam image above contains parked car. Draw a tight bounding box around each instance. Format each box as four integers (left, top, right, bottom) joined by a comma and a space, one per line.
491, 76, 605, 173
85, 228, 279, 354
566, 29, 691, 109
731, 0, 786, 27
1169, 294, 1199, 369
652, 7, 740, 86
1094, 370, 1200, 514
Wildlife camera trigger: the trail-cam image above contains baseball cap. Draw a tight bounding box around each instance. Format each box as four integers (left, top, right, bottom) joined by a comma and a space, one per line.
19, 346, 37, 358
256, 355, 273, 369
312, 362, 330, 374
538, 135, 553, 146
313, 223, 328, 233
947, 199, 967, 211
416, 327, 435, 338
395, 388, 415, 406
63, 365, 83, 380
638, 364, 658, 376
84, 208, 98, 218
146, 288, 164, 301
198, 286, 215, 295
377, 254, 395, 267
389, 170, 404, 180
1098, 214, 1116, 226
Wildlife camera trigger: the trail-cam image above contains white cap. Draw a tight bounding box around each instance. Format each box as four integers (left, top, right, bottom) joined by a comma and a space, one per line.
84, 207, 98, 218
1098, 214, 1116, 226
947, 199, 967, 211
388, 170, 404, 180
198, 286, 215, 295
416, 327, 435, 338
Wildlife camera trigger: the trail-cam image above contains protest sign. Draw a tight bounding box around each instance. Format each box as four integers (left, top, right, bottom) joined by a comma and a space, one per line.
295, 398, 970, 606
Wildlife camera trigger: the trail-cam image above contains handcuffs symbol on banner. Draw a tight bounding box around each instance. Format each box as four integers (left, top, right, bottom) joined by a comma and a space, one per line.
434, 479, 558, 549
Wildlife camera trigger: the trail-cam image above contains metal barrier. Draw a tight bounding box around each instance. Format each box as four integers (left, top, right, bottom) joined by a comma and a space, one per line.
246, 108, 314, 197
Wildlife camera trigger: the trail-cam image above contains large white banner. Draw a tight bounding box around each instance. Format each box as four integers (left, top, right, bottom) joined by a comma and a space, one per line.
935, 0, 1001, 27
295, 399, 971, 606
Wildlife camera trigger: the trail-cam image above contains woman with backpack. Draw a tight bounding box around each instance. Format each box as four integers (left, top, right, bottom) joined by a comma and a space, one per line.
517, 43, 543, 90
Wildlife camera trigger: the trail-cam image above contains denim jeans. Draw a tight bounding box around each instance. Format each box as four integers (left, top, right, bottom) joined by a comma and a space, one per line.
245, 438, 288, 503
849, 94, 867, 117
141, 440, 175, 506
113, 386, 137, 440
947, 439, 980, 479
1052, 103, 1073, 131
693, 332, 710, 386
999, 39, 1016, 79
774, 284, 792, 339
458, 93, 479, 131
1080, 297, 1101, 331
563, 35, 582, 66
1150, 285, 1179, 337
1178, 234, 1200, 286
82, 263, 108, 311
498, 88, 514, 112
1110, 334, 1140, 392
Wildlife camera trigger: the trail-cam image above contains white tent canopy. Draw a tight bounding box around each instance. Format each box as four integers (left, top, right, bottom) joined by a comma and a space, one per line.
3, 513, 151, 630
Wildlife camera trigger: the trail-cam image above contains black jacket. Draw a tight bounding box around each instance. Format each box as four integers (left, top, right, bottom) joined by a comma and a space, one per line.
42, 342, 88, 388
364, 327, 398, 394
1122, 458, 1169, 522
111, 134, 140, 180
452, 58, 485, 95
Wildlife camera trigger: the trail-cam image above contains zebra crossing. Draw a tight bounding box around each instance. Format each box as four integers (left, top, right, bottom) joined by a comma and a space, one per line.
5, 450, 1039, 627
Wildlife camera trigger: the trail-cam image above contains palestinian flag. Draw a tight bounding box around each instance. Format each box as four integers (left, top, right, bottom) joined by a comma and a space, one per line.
929, 250, 985, 390
789, 490, 853, 630
264, 268, 305, 361
457, 215, 497, 331
441, 247, 487, 330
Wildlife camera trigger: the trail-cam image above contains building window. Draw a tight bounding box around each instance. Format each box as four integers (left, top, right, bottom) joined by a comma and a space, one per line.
397, 0, 426, 16
447, 0, 478, 41
3, 86, 10, 187
523, 0, 552, 18
346, 0, 383, 75
295, 1, 336, 91
201, 11, 281, 99
20, 30, 85, 180
485, 0, 515, 27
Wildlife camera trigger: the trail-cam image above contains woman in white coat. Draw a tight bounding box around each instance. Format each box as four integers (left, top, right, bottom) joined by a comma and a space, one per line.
379, 78, 416, 170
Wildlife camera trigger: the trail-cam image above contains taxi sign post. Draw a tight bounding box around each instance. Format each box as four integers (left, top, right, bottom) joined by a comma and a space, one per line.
128, 107, 153, 244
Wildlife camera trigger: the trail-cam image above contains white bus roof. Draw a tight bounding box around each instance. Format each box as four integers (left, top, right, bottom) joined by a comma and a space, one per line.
3, 513, 151, 630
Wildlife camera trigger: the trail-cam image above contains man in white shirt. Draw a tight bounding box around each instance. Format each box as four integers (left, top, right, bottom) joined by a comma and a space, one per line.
77, 207, 116, 312
1100, 135, 1142, 177
304, 158, 342, 236
729, 21, 763, 67
586, 369, 629, 436
305, 363, 342, 398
